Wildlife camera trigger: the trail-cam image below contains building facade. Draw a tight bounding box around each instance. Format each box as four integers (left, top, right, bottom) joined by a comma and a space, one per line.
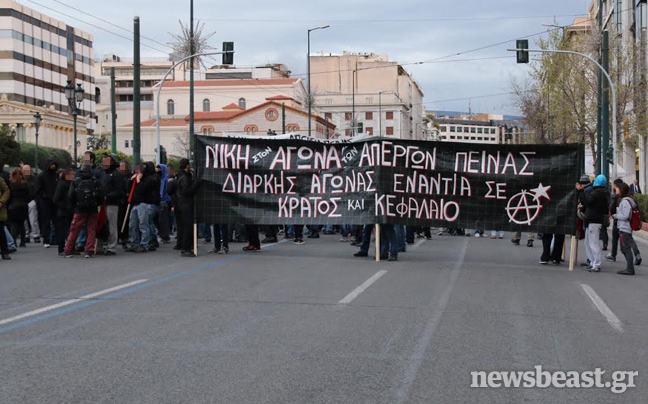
309, 52, 425, 140
436, 115, 525, 145
0, 0, 95, 158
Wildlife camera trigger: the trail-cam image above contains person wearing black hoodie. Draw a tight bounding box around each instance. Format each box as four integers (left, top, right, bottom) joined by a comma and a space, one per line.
127, 162, 157, 253
35, 158, 59, 247
175, 158, 202, 257
101, 154, 124, 255
7, 168, 31, 247
53, 168, 75, 256
64, 164, 104, 258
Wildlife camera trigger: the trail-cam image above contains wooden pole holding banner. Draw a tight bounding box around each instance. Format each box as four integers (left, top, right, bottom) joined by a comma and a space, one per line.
121, 180, 138, 234
569, 235, 577, 272
375, 224, 381, 262
194, 223, 198, 256
562, 239, 566, 262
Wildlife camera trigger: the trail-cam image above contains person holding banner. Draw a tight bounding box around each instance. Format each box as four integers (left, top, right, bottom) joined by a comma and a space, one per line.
579, 175, 609, 273
175, 159, 202, 257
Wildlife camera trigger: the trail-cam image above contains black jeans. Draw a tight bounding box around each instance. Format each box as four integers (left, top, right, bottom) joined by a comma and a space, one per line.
600, 226, 609, 245
54, 215, 72, 254
38, 198, 57, 245
541, 234, 565, 262
359, 225, 374, 253
610, 222, 620, 257
9, 219, 26, 245
246, 225, 260, 248
177, 209, 194, 251
158, 203, 171, 241
264, 225, 277, 239
0, 221, 8, 254
212, 224, 229, 250
294, 225, 303, 239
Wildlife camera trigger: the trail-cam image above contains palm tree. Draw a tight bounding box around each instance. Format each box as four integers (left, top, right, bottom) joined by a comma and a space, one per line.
168, 20, 217, 70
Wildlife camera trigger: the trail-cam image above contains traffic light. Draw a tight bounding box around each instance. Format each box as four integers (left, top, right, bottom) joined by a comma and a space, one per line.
606, 146, 614, 165
160, 145, 167, 164
516, 39, 529, 64
222, 42, 234, 65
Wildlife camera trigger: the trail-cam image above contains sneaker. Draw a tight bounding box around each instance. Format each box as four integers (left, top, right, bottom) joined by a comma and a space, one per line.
133, 246, 147, 253
161, 238, 171, 244
588, 267, 601, 273
43, 243, 50, 248
261, 237, 278, 244
605, 254, 616, 262
552, 260, 561, 266
340, 237, 349, 242
617, 270, 635, 275
539, 260, 549, 265
474, 233, 481, 238
380, 253, 389, 260
208, 247, 218, 253
64, 254, 73, 258
602, 243, 608, 251
84, 254, 92, 258
489, 235, 497, 239
104, 251, 116, 256
388, 253, 398, 261
635, 256, 642, 266
1, 253, 10, 260
511, 239, 520, 245
222, 246, 229, 254
527, 240, 534, 247
294, 238, 306, 245
243, 245, 261, 252
181, 250, 196, 257
426, 236, 432, 241
580, 261, 591, 267
354, 251, 368, 257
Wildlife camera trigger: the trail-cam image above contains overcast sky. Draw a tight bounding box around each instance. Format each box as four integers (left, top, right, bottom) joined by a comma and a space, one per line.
26, 0, 591, 115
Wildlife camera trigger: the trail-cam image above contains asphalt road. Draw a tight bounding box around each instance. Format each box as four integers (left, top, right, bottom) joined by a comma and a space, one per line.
1, 231, 647, 404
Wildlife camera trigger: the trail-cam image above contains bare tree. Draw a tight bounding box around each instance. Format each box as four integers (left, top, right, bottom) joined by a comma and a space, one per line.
168, 21, 217, 70
173, 133, 191, 159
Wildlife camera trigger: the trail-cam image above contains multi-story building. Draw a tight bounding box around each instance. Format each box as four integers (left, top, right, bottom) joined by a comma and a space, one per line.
0, 0, 95, 154
582, 0, 647, 185
309, 52, 425, 140
436, 114, 526, 145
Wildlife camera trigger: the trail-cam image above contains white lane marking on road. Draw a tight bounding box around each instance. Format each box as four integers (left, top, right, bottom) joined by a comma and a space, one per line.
338, 270, 388, 305
580, 284, 624, 332
394, 237, 468, 404
410, 239, 426, 250
0, 279, 148, 326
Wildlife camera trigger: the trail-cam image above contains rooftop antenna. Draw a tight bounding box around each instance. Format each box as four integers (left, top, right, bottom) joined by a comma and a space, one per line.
468, 98, 472, 117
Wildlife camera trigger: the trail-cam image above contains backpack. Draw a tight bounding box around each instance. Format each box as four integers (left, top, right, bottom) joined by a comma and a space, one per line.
75, 178, 100, 211
626, 197, 642, 231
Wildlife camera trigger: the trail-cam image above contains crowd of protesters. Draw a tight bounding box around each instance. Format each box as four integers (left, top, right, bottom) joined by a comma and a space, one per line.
0, 153, 643, 272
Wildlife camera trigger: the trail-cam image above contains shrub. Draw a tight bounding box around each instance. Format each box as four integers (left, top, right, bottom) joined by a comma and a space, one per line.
0, 126, 21, 166
19, 143, 72, 171
91, 149, 133, 166
634, 194, 648, 221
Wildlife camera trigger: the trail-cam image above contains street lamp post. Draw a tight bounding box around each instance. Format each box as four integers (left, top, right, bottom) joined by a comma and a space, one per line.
307, 25, 329, 138
33, 112, 41, 172
64, 81, 85, 164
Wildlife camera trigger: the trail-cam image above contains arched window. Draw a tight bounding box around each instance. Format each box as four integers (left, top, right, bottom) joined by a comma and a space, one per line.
203, 98, 210, 112
286, 124, 300, 132
244, 125, 258, 135
238, 97, 246, 109
167, 99, 175, 115
202, 126, 214, 135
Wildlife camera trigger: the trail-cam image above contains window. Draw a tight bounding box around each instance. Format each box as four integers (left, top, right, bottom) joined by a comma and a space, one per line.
450, 126, 456, 132
477, 128, 483, 134
386, 111, 394, 120
463, 127, 469, 133
238, 97, 246, 109
345, 112, 352, 121
450, 136, 455, 140
616, 0, 623, 31
124, 140, 130, 148
386, 126, 394, 135
470, 127, 476, 133
366, 112, 373, 120
202, 126, 214, 135
365, 97, 373, 104
491, 128, 496, 134
366, 127, 374, 135
244, 125, 258, 135
441, 126, 447, 132
477, 137, 483, 141
324, 112, 332, 120
203, 98, 210, 112
286, 124, 300, 132
470, 136, 476, 140
265, 108, 278, 121
167, 99, 175, 115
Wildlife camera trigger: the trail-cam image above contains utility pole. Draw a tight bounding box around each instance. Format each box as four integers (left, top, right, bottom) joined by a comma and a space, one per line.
189, 0, 195, 164
110, 67, 117, 155
352, 69, 355, 136
602, 30, 610, 179
281, 102, 286, 134
133, 17, 141, 165
596, 0, 603, 175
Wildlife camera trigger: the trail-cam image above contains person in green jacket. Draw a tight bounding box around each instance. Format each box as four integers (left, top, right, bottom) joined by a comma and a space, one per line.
0, 177, 12, 259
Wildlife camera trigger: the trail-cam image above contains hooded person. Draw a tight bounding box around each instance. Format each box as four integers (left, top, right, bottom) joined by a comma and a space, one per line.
175, 158, 202, 257
35, 158, 59, 247
21, 164, 40, 243
100, 154, 124, 255
7, 168, 31, 247
53, 168, 75, 256
64, 162, 104, 258
156, 164, 172, 243
0, 176, 11, 259
127, 162, 158, 253
580, 174, 610, 272
118, 160, 132, 247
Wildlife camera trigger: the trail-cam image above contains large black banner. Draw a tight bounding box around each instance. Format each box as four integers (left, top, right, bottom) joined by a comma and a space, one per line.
195, 135, 582, 234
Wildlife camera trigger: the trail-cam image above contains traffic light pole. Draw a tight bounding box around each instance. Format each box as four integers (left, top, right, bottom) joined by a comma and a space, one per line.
508, 47, 618, 179
154, 51, 233, 163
